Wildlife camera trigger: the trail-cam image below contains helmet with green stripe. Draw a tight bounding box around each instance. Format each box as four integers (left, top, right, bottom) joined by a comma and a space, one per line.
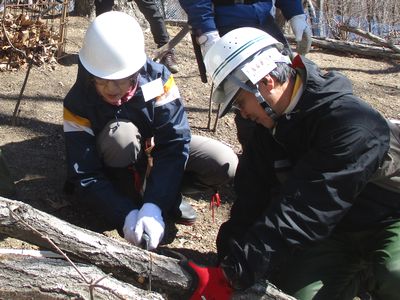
204, 27, 289, 118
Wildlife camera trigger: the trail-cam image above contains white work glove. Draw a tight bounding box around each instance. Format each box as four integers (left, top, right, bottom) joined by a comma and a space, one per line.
133, 203, 165, 250
197, 30, 220, 56
289, 14, 312, 55
122, 209, 139, 244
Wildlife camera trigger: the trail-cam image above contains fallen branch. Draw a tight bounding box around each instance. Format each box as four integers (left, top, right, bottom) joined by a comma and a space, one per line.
338, 25, 400, 54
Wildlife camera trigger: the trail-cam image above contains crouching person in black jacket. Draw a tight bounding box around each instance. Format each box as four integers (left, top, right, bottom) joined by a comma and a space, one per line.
183, 27, 400, 300
63, 12, 238, 251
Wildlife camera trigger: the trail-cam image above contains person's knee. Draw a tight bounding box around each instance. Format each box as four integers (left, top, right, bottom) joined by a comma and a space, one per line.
97, 120, 142, 167
191, 135, 238, 184
209, 145, 237, 183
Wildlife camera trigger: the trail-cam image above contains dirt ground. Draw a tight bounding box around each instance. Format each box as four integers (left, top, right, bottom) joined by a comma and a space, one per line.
0, 15, 399, 269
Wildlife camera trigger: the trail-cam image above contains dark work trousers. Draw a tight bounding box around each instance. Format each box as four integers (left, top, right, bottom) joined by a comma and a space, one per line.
219, 14, 291, 151
274, 220, 400, 300
134, 0, 170, 47
94, 0, 170, 48
94, 0, 114, 16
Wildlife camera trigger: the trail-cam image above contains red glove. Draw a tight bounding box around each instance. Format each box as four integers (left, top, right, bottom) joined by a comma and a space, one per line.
185, 260, 233, 300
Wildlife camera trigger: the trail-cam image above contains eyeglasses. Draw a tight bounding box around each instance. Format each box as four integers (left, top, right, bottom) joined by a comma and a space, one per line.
93, 73, 139, 87
231, 99, 244, 111
231, 90, 245, 111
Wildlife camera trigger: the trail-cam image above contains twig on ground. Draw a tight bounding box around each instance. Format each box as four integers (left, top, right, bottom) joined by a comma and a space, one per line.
7, 205, 127, 300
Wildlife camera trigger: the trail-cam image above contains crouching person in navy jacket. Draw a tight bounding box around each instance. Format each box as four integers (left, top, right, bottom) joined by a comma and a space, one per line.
63, 11, 238, 250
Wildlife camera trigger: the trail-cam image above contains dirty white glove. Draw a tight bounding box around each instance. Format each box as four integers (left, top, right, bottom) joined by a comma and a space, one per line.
123, 209, 139, 244
197, 30, 220, 56
289, 14, 312, 55
133, 203, 165, 250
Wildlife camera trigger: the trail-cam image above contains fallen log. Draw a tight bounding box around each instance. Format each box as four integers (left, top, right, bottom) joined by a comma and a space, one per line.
286, 35, 400, 60
0, 196, 190, 298
0, 254, 164, 300
0, 197, 295, 299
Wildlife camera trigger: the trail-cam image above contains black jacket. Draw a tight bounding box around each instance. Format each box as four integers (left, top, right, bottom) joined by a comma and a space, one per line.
218, 56, 400, 289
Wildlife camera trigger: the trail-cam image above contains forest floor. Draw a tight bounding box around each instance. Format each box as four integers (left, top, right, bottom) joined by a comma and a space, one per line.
0, 15, 399, 269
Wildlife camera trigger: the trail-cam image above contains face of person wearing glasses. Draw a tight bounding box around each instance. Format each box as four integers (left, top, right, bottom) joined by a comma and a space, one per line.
232, 74, 294, 129
93, 74, 138, 106
233, 88, 272, 128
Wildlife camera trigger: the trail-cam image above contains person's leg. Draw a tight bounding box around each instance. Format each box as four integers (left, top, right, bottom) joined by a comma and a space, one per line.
367, 220, 400, 300
182, 135, 238, 194
134, 0, 169, 47
175, 135, 237, 225
94, 0, 114, 16
274, 232, 366, 300
133, 0, 179, 73
275, 221, 400, 300
96, 119, 144, 200
96, 120, 142, 168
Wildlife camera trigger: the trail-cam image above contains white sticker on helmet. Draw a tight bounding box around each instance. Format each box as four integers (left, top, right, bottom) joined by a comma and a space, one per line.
241, 50, 278, 84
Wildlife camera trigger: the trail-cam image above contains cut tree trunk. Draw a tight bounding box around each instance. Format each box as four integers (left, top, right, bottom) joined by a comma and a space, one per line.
0, 197, 295, 300
0, 254, 164, 299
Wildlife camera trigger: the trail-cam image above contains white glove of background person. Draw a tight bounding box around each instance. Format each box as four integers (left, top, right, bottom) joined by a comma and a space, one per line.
197, 30, 220, 56
289, 14, 312, 55
123, 209, 139, 244
133, 203, 165, 250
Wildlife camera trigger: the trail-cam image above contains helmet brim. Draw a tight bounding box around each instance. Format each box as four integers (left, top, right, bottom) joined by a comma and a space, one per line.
79, 50, 146, 79
211, 82, 241, 118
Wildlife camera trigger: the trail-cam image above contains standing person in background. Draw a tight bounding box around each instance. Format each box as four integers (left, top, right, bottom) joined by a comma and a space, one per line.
178, 0, 312, 57
178, 0, 312, 149
182, 27, 400, 300
94, 0, 179, 74
64, 11, 238, 250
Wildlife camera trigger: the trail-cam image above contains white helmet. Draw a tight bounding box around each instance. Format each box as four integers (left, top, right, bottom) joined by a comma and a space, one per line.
79, 11, 146, 79
204, 27, 290, 117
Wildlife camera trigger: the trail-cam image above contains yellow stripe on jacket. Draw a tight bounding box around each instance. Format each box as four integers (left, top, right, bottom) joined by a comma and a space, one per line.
63, 107, 94, 136
155, 75, 181, 107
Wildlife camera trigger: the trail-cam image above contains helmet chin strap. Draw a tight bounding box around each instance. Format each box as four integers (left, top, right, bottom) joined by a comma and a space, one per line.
227, 74, 279, 121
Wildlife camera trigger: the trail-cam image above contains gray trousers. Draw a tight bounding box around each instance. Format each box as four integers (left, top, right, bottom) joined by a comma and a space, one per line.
96, 120, 238, 197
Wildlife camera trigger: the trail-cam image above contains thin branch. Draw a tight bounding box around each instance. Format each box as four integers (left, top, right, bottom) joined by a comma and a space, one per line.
7, 205, 128, 300
8, 205, 90, 282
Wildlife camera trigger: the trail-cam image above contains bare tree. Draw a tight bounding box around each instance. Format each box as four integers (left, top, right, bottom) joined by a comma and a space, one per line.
320, 0, 399, 43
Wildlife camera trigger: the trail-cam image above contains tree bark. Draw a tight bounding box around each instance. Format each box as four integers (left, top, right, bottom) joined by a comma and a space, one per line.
0, 197, 295, 300
0, 254, 164, 300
